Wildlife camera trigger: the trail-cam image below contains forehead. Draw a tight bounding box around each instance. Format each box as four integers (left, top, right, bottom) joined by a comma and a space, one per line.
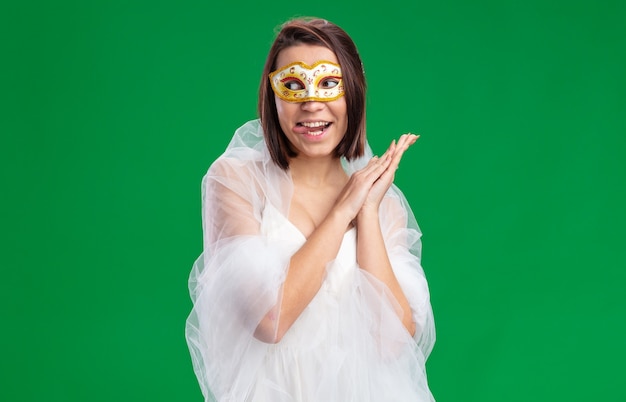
275, 44, 339, 69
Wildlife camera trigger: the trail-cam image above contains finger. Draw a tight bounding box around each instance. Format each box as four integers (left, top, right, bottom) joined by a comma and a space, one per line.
358, 154, 392, 183
390, 135, 410, 157
407, 134, 419, 146
378, 139, 396, 162
365, 133, 417, 176
369, 153, 393, 179
364, 155, 387, 170
395, 134, 419, 155
399, 133, 418, 148
389, 136, 419, 169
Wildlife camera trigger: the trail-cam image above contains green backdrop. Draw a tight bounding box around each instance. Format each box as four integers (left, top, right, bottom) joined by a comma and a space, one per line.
2, 1, 625, 401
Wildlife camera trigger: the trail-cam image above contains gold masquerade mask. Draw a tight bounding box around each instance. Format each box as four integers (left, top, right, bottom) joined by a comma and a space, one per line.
269, 60, 344, 103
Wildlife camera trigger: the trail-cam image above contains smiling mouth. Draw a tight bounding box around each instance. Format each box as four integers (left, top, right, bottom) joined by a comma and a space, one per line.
296, 121, 331, 136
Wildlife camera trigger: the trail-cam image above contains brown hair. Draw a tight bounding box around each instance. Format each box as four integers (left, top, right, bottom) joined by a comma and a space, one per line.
258, 17, 367, 170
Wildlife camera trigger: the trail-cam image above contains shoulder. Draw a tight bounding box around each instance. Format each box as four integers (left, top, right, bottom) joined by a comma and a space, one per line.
223, 119, 266, 156
206, 119, 269, 179
203, 120, 290, 199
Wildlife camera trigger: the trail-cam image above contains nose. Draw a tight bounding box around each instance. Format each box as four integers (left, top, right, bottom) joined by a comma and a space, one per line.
300, 100, 325, 112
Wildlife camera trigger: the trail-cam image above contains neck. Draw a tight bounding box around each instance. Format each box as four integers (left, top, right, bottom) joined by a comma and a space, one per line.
288, 155, 346, 187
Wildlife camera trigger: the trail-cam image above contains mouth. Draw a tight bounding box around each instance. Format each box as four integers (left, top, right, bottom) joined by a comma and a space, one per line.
296, 121, 332, 137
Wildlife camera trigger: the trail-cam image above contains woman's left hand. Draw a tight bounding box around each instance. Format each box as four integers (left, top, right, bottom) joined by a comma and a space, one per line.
359, 133, 419, 216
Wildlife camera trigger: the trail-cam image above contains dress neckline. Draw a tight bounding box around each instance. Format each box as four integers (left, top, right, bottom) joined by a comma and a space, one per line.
279, 207, 356, 242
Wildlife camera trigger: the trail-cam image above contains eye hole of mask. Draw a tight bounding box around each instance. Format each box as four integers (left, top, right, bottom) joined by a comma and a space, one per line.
320, 77, 341, 89
281, 78, 305, 91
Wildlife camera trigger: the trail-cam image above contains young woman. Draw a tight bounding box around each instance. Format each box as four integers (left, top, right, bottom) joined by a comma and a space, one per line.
186, 17, 436, 401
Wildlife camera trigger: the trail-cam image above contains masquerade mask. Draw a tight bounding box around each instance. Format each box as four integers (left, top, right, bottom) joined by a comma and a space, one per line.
269, 60, 344, 103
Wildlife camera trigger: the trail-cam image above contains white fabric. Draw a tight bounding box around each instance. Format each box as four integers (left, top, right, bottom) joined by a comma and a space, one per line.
185, 119, 436, 402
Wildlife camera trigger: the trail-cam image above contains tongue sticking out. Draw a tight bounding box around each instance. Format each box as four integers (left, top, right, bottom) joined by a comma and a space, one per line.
294, 122, 331, 135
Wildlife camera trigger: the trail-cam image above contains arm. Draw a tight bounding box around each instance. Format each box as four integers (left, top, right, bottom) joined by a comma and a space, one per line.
356, 134, 420, 336
356, 206, 416, 336
254, 208, 351, 343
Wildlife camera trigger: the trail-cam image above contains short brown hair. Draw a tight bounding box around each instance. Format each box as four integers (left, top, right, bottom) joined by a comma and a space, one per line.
258, 17, 367, 170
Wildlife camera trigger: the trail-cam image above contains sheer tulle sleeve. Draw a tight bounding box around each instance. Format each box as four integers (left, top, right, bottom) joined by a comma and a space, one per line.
185, 121, 295, 401
379, 186, 436, 358
343, 144, 436, 360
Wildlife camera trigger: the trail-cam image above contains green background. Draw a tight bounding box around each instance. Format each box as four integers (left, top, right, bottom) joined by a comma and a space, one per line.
2, 0, 625, 401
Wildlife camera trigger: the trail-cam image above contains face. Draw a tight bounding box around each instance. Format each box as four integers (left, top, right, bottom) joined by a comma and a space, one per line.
273, 44, 348, 162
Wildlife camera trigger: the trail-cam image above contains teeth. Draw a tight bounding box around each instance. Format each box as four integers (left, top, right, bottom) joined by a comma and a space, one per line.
301, 121, 328, 128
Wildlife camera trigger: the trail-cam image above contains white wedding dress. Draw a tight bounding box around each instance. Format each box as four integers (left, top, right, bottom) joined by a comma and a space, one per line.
186, 120, 436, 401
